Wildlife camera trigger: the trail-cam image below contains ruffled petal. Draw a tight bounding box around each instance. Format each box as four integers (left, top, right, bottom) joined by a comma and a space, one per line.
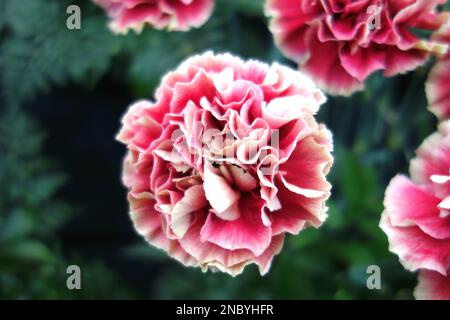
415, 270, 450, 300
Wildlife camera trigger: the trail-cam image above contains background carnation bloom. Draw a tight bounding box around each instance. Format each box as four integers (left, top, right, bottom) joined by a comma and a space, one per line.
266, 0, 449, 96
427, 20, 450, 121
116, 52, 333, 276
380, 120, 450, 299
93, 0, 214, 33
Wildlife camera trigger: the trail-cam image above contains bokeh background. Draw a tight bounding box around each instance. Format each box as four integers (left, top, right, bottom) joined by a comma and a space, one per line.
1, 0, 447, 299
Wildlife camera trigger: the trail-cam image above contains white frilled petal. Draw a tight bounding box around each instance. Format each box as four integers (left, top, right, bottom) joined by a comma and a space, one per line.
203, 162, 240, 220
170, 184, 207, 237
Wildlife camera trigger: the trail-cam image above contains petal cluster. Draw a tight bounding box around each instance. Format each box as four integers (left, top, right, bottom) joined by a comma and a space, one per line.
380, 121, 450, 299
93, 0, 214, 33
427, 20, 450, 121
266, 0, 449, 96
117, 52, 333, 276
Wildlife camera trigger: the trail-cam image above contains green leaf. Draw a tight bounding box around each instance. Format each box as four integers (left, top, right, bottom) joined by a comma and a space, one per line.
0, 240, 56, 263
0, 209, 35, 241
4, 0, 60, 37
0, 0, 117, 107
334, 148, 382, 213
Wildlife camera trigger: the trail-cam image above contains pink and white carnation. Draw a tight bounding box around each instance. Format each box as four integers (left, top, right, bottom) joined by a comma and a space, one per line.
380, 120, 450, 299
116, 52, 333, 276
427, 20, 450, 121
265, 0, 449, 96
93, 0, 214, 33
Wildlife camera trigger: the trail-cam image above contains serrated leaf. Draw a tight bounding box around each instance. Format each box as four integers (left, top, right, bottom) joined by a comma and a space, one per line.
0, 1, 117, 107
4, 0, 60, 37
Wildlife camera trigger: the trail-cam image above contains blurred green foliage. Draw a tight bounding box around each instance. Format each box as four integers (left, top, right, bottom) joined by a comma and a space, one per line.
0, 0, 443, 299
0, 108, 136, 298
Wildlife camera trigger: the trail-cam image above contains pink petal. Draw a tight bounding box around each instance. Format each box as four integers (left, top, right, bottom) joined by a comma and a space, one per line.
264, 95, 315, 129
170, 184, 207, 237
95, 0, 214, 32
270, 178, 327, 235
427, 60, 450, 120
379, 212, 450, 275
303, 33, 364, 96
383, 46, 427, 77
339, 45, 386, 82
129, 192, 197, 267
279, 135, 333, 198
203, 162, 240, 220
200, 195, 272, 256
266, 0, 321, 63
164, 0, 214, 31
415, 270, 450, 300
254, 234, 285, 275
228, 165, 258, 192
179, 212, 257, 275
384, 175, 450, 239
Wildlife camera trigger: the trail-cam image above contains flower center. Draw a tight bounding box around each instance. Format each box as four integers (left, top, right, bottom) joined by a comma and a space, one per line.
209, 161, 258, 193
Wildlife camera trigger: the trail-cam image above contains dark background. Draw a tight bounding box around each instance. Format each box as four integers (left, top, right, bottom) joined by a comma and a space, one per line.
0, 0, 446, 299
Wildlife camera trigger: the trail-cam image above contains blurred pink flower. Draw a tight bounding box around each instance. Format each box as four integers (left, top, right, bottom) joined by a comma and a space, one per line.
116, 52, 333, 276
93, 0, 214, 33
380, 120, 450, 299
427, 20, 450, 120
415, 270, 450, 300
265, 0, 449, 96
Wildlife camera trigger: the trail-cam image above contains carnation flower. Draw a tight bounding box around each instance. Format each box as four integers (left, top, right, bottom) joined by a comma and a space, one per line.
265, 0, 449, 96
116, 52, 333, 276
380, 120, 450, 299
93, 0, 214, 33
427, 20, 450, 120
